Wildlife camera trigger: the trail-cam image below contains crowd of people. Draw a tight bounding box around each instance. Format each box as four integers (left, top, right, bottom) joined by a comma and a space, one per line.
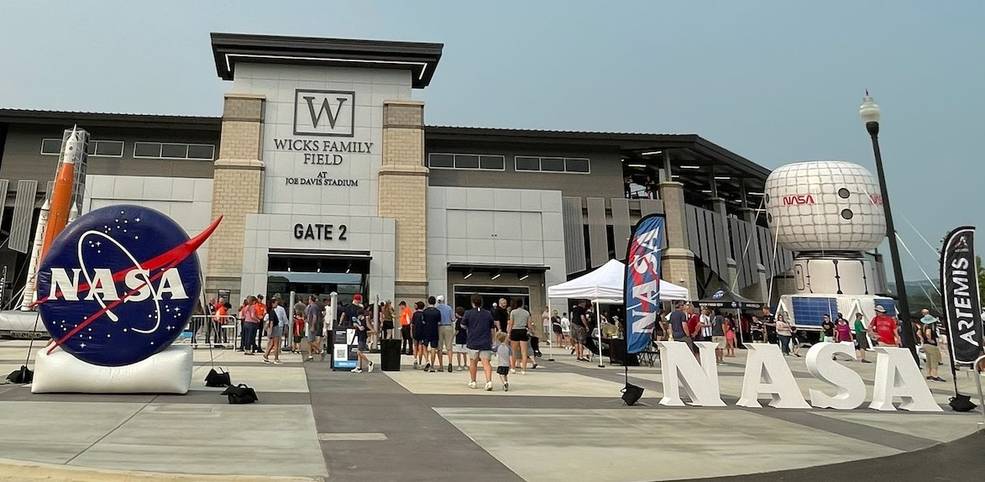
655, 302, 949, 382
198, 291, 951, 387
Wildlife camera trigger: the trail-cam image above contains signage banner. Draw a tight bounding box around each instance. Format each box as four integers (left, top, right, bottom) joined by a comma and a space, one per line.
624, 214, 665, 354
36, 205, 218, 366
940, 226, 984, 365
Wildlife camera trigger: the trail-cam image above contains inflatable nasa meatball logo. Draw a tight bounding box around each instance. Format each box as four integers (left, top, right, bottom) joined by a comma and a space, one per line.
765, 160, 886, 252
36, 205, 219, 366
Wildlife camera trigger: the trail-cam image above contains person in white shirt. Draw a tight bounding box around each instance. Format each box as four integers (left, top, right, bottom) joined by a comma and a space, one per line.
699, 307, 713, 342
560, 313, 571, 349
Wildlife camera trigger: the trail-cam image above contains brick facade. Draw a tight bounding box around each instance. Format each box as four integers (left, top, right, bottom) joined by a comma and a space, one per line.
379, 101, 428, 300
206, 94, 265, 301
659, 181, 699, 299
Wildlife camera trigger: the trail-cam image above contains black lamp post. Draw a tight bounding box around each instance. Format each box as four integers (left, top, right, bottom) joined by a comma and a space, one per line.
859, 92, 918, 362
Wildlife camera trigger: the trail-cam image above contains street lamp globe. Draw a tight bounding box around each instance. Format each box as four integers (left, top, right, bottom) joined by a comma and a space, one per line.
859, 92, 881, 126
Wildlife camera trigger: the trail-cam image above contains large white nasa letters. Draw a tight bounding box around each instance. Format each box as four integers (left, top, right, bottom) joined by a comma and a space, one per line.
657, 341, 725, 407
737, 343, 811, 409
869, 347, 942, 412
805, 342, 866, 409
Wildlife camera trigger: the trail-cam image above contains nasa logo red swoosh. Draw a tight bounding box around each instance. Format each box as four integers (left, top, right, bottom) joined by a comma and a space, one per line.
44, 215, 222, 355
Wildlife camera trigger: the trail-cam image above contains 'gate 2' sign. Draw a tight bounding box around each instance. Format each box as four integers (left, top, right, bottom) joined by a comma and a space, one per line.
293, 89, 355, 137
294, 223, 348, 241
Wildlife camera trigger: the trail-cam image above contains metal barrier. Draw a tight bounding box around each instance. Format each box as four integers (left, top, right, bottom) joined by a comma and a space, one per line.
181, 314, 238, 349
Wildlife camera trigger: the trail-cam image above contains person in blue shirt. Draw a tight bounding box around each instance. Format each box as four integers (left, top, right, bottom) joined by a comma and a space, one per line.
435, 295, 455, 372
462, 293, 496, 391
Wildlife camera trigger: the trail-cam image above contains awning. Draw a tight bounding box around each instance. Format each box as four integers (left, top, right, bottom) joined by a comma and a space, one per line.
268, 249, 371, 260
695, 288, 763, 309
547, 259, 690, 302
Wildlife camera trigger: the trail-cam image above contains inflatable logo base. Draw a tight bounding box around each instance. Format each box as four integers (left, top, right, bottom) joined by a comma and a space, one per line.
31, 342, 193, 394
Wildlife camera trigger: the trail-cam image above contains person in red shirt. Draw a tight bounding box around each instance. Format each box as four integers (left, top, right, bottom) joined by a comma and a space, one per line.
685, 305, 701, 355
868, 305, 900, 347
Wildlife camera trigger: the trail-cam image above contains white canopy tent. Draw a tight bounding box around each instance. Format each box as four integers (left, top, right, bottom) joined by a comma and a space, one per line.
547, 259, 690, 302
546, 259, 690, 366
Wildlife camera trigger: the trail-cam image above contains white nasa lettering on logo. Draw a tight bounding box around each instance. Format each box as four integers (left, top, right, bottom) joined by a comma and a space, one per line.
47, 267, 189, 302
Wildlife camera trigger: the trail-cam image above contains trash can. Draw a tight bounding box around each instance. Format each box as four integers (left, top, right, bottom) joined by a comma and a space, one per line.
380, 339, 401, 371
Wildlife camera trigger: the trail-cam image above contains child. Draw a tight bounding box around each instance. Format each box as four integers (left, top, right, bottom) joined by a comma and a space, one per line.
292, 309, 305, 354
495, 331, 511, 391
724, 315, 736, 357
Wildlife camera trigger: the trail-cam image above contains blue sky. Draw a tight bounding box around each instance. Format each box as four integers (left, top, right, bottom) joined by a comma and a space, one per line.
1, 0, 981, 280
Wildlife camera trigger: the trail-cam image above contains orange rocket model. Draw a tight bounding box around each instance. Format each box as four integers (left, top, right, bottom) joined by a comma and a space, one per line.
39, 126, 84, 261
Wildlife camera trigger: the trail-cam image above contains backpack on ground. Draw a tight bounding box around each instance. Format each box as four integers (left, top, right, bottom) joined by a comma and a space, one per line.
222, 384, 258, 404
205, 368, 232, 387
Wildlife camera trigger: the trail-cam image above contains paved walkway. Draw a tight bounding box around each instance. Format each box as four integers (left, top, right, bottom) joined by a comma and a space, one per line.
1, 338, 983, 480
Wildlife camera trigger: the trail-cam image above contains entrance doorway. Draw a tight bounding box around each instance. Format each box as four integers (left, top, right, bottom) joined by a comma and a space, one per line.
266, 252, 370, 304
453, 284, 530, 311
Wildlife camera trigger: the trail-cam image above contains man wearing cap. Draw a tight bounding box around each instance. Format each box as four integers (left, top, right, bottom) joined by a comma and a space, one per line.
869, 305, 900, 347
436, 295, 455, 372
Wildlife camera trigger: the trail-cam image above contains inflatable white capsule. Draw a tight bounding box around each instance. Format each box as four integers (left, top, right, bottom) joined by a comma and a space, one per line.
765, 160, 886, 253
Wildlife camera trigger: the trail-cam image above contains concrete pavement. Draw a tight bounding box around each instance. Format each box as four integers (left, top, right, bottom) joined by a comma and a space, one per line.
0, 338, 983, 481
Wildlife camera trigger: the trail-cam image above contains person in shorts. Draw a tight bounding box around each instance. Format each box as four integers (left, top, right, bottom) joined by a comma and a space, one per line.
351, 298, 374, 373
381, 300, 395, 340
292, 299, 306, 353
462, 294, 496, 391
453, 306, 468, 371
570, 301, 589, 361
853, 312, 871, 362
494, 331, 511, 391
507, 299, 531, 373
436, 295, 455, 372
710, 311, 726, 364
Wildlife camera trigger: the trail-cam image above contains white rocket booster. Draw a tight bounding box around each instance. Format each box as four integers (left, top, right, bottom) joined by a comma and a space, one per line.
20, 197, 49, 311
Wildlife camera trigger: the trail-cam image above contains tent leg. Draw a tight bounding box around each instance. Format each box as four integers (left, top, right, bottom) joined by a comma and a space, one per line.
596, 301, 604, 368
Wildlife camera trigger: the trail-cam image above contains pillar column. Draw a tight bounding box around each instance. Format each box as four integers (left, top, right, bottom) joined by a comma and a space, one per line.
708, 195, 738, 291
658, 180, 698, 300
379, 100, 428, 301
206, 94, 265, 303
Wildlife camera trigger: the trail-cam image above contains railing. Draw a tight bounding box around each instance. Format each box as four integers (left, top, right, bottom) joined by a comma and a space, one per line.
179, 314, 238, 348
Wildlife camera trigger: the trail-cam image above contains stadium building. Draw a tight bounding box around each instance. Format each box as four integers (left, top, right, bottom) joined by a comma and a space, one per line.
0, 33, 795, 311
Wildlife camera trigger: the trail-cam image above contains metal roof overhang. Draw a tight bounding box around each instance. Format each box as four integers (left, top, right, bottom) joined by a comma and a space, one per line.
211, 32, 443, 88
0, 108, 221, 131
424, 126, 770, 181
447, 262, 550, 273
268, 249, 372, 260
